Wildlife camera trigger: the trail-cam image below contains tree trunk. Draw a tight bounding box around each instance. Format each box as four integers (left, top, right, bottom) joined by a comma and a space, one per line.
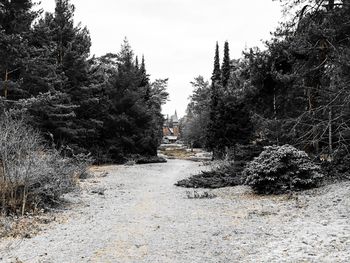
328, 109, 333, 156
3, 69, 8, 98
313, 111, 319, 155
21, 186, 27, 216
0, 160, 5, 215
273, 87, 277, 119
307, 85, 319, 154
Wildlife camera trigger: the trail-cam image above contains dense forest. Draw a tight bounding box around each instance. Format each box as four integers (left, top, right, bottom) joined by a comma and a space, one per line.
0, 0, 168, 164
183, 0, 350, 162
179, 0, 350, 191
0, 0, 168, 214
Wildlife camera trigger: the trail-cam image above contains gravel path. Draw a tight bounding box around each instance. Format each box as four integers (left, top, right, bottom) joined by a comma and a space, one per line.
0, 159, 349, 262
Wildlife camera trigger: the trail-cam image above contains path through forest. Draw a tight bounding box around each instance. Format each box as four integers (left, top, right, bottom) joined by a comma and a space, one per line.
1, 159, 349, 262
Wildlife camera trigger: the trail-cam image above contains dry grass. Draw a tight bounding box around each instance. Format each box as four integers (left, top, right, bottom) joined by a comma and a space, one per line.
159, 148, 195, 159
0, 212, 64, 238
185, 190, 217, 199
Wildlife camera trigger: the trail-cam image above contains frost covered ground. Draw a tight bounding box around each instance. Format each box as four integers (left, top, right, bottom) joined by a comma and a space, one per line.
0, 159, 349, 262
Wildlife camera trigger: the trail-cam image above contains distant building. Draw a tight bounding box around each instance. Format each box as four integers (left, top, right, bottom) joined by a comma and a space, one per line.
163, 111, 180, 143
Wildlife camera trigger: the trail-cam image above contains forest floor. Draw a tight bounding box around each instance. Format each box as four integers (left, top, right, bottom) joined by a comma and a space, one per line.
0, 159, 349, 262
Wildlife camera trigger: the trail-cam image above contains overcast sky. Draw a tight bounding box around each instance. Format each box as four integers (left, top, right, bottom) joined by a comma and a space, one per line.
38, 0, 283, 117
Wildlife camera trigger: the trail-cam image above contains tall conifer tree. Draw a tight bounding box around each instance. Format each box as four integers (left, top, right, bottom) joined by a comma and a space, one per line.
0, 0, 37, 98
31, 0, 93, 149
135, 56, 139, 70
221, 41, 230, 89
212, 42, 221, 83
206, 42, 224, 157
139, 55, 149, 87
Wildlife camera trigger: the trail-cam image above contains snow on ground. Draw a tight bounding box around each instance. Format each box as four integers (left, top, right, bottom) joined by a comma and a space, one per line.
0, 159, 349, 262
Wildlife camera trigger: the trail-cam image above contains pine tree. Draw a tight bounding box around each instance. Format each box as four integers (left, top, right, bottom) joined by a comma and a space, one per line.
139, 55, 150, 87
221, 41, 230, 89
0, 0, 37, 34
0, 0, 168, 163
14, 0, 93, 150
212, 42, 221, 83
24, 16, 64, 96
140, 55, 146, 74
48, 0, 92, 146
183, 76, 210, 147
46, 0, 91, 93
206, 42, 225, 158
103, 40, 151, 160
135, 56, 139, 70
0, 0, 38, 99
139, 55, 151, 104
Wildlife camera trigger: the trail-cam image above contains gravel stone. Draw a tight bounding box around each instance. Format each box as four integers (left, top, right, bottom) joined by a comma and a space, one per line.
0, 159, 349, 262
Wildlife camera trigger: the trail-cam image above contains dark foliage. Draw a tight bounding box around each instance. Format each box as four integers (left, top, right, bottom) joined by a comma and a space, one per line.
244, 145, 324, 194
175, 144, 263, 189
206, 43, 225, 157
182, 76, 210, 148
321, 146, 350, 182
0, 0, 168, 163
182, 1, 350, 192
133, 155, 167, 164
175, 161, 245, 189
221, 41, 230, 89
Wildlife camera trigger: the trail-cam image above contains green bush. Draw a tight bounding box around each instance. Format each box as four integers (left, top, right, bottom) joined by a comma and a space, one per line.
175, 160, 246, 189
243, 145, 324, 194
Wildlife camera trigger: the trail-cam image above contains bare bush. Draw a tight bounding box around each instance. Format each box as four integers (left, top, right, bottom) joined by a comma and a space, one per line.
0, 113, 91, 215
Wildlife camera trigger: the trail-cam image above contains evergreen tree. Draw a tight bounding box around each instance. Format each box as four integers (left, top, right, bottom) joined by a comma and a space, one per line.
145, 78, 169, 155
24, 16, 64, 96
221, 41, 230, 89
0, 0, 37, 34
135, 56, 139, 70
212, 42, 221, 83
36, 0, 93, 148
139, 55, 149, 88
141, 57, 151, 103
206, 42, 225, 157
0, 0, 38, 99
103, 40, 154, 160
183, 76, 210, 147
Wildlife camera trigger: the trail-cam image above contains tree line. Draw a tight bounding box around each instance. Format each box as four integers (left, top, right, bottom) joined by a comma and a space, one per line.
183, 0, 350, 165
0, 0, 168, 163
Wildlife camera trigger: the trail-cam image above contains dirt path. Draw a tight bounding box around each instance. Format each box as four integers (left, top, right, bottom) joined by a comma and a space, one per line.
1, 159, 350, 262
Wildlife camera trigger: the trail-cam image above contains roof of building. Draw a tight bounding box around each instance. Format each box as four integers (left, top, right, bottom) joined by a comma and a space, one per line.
164, 110, 179, 126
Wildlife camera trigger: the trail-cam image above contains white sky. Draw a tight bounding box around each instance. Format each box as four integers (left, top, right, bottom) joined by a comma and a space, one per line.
37, 0, 283, 117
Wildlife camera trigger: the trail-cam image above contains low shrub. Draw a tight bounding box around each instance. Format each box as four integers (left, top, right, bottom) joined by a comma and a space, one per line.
0, 113, 91, 215
134, 155, 167, 164
175, 161, 246, 188
243, 145, 324, 194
